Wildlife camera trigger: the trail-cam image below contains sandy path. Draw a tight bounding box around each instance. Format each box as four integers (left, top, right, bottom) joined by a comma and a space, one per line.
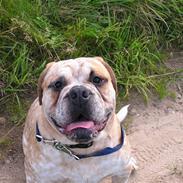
128, 54, 183, 183
128, 88, 183, 183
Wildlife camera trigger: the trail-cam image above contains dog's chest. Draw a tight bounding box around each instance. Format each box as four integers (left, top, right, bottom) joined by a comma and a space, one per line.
31, 144, 128, 183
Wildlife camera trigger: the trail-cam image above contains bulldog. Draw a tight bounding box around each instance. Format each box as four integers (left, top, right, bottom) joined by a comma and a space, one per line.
23, 57, 137, 183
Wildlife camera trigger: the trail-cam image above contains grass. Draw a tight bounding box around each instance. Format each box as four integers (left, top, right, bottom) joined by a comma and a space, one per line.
0, 0, 183, 122
0, 137, 12, 148
0, 136, 13, 160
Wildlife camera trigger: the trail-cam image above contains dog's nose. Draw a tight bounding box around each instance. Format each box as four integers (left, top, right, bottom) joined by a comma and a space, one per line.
69, 86, 92, 106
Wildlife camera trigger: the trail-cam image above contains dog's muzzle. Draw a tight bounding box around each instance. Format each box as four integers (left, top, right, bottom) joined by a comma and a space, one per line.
50, 86, 113, 143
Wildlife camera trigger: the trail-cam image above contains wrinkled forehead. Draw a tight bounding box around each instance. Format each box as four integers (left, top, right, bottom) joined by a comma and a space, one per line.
44, 57, 110, 82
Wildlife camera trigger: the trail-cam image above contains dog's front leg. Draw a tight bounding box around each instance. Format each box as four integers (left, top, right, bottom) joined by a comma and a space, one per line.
112, 157, 138, 183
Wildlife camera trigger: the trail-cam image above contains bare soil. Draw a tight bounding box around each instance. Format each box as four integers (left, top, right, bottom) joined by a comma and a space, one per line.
0, 56, 182, 183
128, 83, 183, 183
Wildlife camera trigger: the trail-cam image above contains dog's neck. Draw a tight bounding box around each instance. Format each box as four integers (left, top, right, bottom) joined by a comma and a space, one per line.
37, 108, 122, 155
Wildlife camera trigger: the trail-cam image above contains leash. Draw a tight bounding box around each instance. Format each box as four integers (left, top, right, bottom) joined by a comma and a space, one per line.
36, 122, 125, 160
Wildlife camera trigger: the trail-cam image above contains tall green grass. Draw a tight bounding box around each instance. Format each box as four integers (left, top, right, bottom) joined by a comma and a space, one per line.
0, 0, 183, 112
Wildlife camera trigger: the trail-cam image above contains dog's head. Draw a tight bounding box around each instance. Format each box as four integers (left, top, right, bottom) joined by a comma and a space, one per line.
38, 57, 117, 143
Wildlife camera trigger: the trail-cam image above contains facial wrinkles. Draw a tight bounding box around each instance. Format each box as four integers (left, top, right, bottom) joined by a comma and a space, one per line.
61, 60, 91, 84
62, 60, 86, 84
44, 61, 76, 84
77, 63, 91, 83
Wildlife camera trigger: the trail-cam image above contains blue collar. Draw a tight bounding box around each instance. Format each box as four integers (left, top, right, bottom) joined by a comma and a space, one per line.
36, 122, 125, 160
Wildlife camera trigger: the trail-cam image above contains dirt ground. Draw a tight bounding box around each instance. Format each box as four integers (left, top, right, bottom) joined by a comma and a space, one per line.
128, 84, 183, 183
0, 55, 182, 183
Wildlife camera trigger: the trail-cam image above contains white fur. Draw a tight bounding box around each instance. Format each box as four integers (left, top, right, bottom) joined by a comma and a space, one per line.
26, 139, 132, 183
117, 105, 130, 123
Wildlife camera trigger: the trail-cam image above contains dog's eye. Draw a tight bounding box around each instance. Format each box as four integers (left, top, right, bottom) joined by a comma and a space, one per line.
54, 81, 62, 89
89, 71, 106, 87
92, 76, 103, 85
48, 77, 66, 90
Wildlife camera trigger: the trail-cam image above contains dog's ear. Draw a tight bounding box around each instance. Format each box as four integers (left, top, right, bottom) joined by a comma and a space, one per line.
95, 57, 118, 94
38, 62, 55, 105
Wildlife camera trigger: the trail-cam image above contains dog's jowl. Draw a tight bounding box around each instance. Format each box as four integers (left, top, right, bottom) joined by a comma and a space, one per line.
23, 57, 137, 183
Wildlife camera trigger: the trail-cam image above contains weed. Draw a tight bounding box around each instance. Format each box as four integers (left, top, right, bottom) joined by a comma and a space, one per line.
0, 137, 12, 148
0, 135, 13, 161
0, 137, 13, 160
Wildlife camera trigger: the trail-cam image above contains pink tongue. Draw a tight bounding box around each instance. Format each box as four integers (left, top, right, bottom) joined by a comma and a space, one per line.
66, 121, 94, 132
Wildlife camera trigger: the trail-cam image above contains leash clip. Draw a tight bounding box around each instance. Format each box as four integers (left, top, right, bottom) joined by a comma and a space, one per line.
36, 134, 43, 142
54, 142, 80, 160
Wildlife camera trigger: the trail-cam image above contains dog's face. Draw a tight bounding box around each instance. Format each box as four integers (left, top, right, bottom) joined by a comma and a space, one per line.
38, 57, 117, 143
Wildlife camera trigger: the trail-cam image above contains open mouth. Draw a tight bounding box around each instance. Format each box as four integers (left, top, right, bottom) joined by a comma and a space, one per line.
50, 109, 112, 142
51, 114, 110, 142
51, 114, 107, 135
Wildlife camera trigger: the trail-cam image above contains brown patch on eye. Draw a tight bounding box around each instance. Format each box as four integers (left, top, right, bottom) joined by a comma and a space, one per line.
90, 71, 108, 83
94, 57, 118, 94
89, 72, 111, 103
89, 62, 115, 103
90, 66, 109, 80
